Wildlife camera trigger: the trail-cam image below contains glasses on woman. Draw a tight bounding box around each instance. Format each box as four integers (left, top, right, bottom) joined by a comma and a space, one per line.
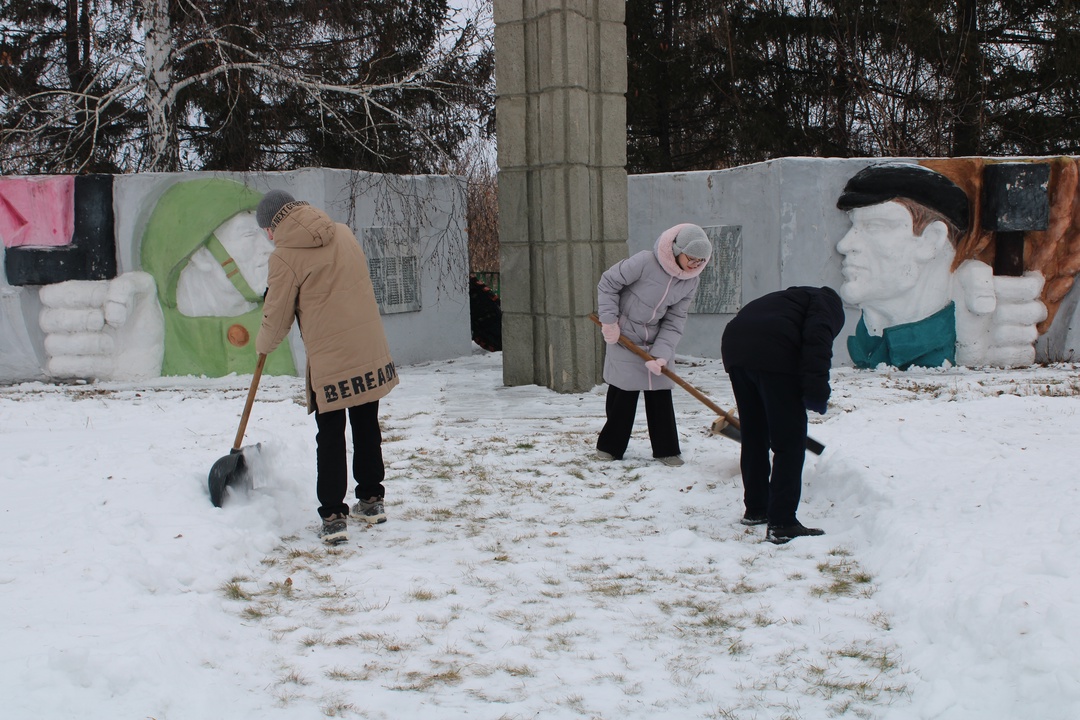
684, 255, 706, 267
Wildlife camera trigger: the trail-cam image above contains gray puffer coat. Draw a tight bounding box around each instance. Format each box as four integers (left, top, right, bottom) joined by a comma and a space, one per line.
597, 224, 709, 391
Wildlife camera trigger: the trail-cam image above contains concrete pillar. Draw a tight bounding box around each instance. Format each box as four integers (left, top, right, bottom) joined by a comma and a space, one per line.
494, 0, 628, 392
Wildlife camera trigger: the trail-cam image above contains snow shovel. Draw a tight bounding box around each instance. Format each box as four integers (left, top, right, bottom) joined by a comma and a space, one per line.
208, 353, 266, 507
588, 314, 825, 455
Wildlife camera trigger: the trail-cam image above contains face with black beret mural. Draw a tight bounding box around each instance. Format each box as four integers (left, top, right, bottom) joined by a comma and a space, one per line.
836, 197, 954, 336
833, 163, 974, 370
833, 162, 1052, 370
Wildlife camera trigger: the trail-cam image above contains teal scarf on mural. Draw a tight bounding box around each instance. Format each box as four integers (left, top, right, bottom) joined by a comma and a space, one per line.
848, 302, 956, 370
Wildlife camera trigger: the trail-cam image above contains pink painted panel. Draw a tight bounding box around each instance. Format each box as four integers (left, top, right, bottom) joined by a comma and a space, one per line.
0, 176, 76, 248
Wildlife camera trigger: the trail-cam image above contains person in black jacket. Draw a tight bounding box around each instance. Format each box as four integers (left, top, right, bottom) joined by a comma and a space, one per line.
721, 286, 846, 544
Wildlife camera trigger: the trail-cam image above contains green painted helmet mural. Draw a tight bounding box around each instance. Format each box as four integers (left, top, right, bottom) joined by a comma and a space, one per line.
140, 179, 296, 377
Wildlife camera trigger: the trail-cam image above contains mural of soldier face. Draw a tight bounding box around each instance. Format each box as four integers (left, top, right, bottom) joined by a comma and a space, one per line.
217, 212, 274, 295
176, 211, 275, 318
836, 200, 934, 308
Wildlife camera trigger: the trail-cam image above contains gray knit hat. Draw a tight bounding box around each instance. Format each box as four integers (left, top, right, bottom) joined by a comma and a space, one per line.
671, 224, 713, 261
256, 189, 295, 229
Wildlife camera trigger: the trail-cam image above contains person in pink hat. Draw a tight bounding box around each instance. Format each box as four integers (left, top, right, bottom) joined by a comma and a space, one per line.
595, 223, 713, 467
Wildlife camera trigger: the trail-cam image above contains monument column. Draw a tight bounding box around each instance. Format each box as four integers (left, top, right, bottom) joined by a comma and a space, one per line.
494, 0, 628, 392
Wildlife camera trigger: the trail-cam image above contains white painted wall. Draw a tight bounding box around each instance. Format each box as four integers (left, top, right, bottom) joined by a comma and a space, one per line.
629, 157, 872, 364
0, 168, 471, 383
630, 156, 1079, 366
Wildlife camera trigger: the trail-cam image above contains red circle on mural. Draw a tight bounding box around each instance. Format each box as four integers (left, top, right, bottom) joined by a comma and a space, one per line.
228, 324, 250, 347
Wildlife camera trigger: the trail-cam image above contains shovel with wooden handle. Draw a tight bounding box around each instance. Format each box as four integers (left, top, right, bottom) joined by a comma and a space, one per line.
588, 314, 825, 455
208, 353, 267, 507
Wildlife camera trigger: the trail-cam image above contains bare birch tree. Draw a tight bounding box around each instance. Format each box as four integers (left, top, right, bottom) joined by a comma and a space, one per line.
0, 0, 494, 174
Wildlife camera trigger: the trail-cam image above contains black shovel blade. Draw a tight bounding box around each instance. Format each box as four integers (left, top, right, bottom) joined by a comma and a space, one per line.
717, 423, 742, 444
712, 421, 825, 455
208, 445, 258, 507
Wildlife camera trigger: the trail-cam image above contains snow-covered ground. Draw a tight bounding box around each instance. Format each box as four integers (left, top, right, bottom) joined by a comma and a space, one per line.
1, 349, 1078, 719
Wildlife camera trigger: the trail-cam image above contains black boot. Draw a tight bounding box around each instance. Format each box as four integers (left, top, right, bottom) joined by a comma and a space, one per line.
740, 513, 768, 526
766, 522, 824, 544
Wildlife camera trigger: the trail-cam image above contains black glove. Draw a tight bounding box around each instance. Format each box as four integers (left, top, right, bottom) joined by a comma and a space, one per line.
804, 397, 827, 415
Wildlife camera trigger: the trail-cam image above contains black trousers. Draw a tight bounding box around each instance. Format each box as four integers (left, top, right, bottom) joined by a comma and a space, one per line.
314, 400, 385, 519
727, 366, 807, 526
596, 385, 681, 459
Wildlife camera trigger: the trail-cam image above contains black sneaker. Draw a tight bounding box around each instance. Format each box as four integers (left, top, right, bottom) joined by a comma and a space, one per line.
319, 513, 348, 545
766, 522, 824, 545
740, 513, 768, 526
352, 496, 387, 524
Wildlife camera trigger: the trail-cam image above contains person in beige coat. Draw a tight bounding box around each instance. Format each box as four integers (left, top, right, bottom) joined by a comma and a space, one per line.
255, 189, 399, 545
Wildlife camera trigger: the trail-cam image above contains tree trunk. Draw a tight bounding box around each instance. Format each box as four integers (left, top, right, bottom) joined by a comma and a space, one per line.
140, 0, 180, 172
951, 0, 982, 155
656, 0, 674, 172
64, 0, 93, 169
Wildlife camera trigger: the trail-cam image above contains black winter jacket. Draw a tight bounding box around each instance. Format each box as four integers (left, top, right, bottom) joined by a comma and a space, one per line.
721, 286, 846, 406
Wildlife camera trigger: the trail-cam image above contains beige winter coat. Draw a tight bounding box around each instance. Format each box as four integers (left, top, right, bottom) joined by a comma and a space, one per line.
256, 202, 398, 413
